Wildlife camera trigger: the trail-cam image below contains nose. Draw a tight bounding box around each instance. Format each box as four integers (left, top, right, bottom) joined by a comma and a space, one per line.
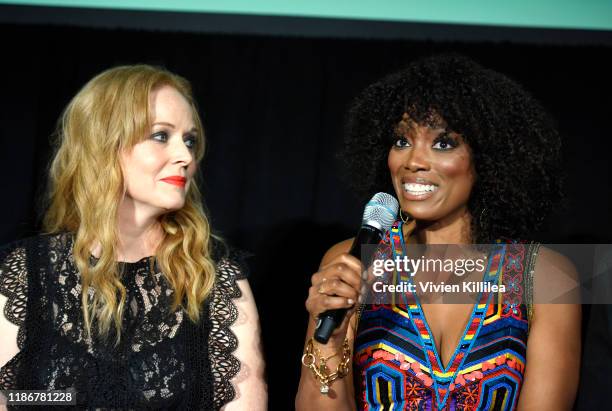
170, 138, 194, 167
404, 143, 430, 172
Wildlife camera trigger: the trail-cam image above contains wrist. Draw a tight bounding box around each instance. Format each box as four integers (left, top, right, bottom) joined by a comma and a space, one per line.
312, 337, 344, 356
302, 337, 352, 395
310, 316, 348, 345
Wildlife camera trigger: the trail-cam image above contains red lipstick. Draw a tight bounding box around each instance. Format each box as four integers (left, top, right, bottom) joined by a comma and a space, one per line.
160, 176, 186, 187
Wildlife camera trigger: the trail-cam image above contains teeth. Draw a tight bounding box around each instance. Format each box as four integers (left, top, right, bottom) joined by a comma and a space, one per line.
403, 183, 437, 194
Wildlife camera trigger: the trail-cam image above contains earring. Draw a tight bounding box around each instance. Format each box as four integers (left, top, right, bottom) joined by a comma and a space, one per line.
399, 210, 411, 224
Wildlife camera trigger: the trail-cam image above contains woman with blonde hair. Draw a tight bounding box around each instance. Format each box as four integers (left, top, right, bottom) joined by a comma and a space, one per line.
0, 65, 266, 410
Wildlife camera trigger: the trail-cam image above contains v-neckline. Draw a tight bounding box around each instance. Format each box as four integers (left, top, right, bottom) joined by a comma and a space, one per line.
419, 302, 478, 370
395, 224, 486, 371
391, 221, 505, 409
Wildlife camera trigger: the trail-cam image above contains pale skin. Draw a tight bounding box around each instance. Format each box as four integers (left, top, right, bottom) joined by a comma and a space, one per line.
295, 116, 580, 411
0, 85, 267, 410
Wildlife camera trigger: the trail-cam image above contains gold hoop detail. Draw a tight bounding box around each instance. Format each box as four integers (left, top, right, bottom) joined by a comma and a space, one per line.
399, 210, 411, 224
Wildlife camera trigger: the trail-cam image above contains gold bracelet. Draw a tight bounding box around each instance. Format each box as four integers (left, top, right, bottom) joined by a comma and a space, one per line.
301, 338, 351, 394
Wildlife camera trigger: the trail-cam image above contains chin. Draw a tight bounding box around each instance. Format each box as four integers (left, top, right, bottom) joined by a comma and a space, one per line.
402, 207, 449, 223
162, 196, 186, 208
401, 203, 434, 217
157, 201, 185, 212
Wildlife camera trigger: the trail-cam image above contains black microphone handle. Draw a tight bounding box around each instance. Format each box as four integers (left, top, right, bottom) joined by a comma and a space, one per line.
313, 225, 382, 344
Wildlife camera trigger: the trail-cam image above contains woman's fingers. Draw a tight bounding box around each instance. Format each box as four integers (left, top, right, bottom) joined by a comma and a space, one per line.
307, 284, 355, 307
305, 252, 364, 327
306, 291, 356, 316
319, 253, 362, 275
317, 278, 359, 302
313, 254, 363, 291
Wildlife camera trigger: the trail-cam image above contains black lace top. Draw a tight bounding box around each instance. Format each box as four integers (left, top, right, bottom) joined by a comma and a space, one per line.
0, 232, 248, 410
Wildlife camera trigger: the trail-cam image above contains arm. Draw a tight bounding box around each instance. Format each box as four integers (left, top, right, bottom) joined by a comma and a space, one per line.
0, 294, 20, 369
517, 247, 581, 411
221, 279, 267, 411
0, 244, 28, 411
1, 293, 20, 411
296, 239, 361, 411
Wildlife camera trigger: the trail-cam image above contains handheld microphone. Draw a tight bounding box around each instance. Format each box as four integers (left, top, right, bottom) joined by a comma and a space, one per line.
314, 192, 399, 344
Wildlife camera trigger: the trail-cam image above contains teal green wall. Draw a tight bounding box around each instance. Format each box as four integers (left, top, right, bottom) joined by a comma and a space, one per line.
1, 0, 610, 30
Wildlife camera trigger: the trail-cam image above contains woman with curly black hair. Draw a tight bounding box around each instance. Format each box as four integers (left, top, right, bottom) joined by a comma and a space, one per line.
296, 54, 580, 410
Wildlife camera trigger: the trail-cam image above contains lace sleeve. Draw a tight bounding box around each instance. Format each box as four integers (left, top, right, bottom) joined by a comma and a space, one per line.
208, 253, 250, 410
0, 241, 28, 389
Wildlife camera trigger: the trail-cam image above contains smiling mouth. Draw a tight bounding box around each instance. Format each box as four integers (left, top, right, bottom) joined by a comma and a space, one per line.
403, 183, 438, 196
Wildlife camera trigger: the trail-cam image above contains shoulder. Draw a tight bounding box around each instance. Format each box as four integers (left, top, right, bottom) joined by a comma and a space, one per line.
499, 242, 579, 289
320, 238, 354, 267
0, 232, 72, 260
209, 237, 251, 303
533, 245, 580, 298
535, 246, 577, 273
0, 232, 71, 283
0, 232, 75, 293
0, 236, 32, 259
0, 235, 41, 281
530, 245, 581, 326
210, 237, 251, 280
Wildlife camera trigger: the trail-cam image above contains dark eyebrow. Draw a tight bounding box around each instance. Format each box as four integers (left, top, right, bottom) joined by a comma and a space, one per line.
433, 126, 461, 136
152, 122, 198, 133
433, 129, 463, 145
433, 128, 450, 137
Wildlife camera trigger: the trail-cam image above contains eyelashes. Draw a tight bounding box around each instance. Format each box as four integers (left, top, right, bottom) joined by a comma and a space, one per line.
393, 137, 409, 148
150, 131, 198, 150
432, 134, 459, 150
183, 135, 198, 149
392, 133, 459, 151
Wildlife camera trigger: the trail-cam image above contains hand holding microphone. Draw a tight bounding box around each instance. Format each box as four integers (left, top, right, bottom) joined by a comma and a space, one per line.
306, 193, 399, 345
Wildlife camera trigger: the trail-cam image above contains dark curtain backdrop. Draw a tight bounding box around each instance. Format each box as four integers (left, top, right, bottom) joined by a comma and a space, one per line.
1, 23, 611, 410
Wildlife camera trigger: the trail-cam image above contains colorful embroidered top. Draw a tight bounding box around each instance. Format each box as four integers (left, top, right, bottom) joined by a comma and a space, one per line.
353, 221, 538, 410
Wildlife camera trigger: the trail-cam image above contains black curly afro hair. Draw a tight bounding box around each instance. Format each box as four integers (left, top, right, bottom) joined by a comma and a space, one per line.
341, 54, 563, 243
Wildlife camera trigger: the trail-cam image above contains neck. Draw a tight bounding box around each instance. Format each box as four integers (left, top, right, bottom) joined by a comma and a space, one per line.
90, 201, 165, 262
405, 207, 472, 244
116, 218, 164, 262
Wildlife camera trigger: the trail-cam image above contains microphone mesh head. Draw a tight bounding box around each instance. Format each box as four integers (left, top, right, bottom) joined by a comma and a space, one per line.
362, 192, 399, 231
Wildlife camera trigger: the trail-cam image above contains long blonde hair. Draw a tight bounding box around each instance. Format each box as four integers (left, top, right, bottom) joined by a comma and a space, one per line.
42, 65, 216, 343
